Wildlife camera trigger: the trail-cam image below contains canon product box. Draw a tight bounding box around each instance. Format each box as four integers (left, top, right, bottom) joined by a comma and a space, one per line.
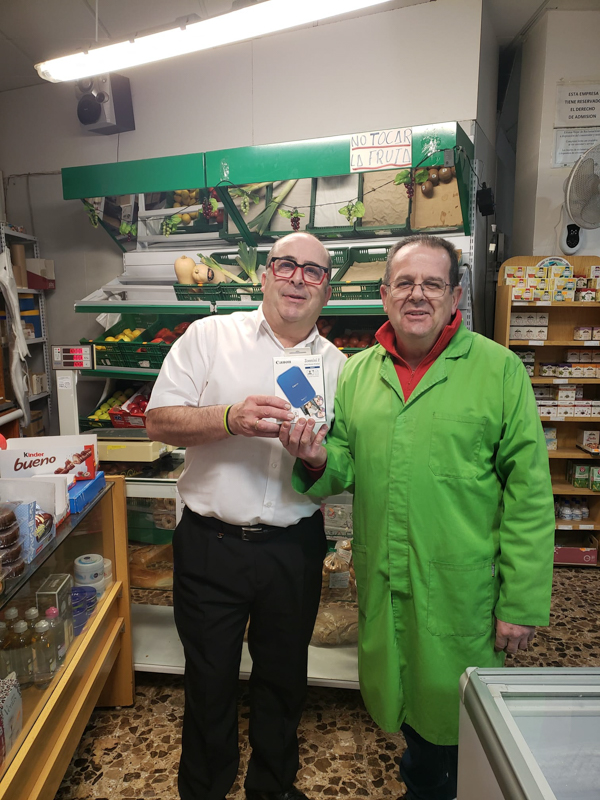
273, 354, 327, 430
36, 574, 74, 649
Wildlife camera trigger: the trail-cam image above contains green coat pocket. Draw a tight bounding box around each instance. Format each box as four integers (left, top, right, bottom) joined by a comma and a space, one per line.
429, 413, 487, 479
427, 559, 494, 636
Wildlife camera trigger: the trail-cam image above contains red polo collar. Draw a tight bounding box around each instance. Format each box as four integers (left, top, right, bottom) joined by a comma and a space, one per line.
375, 310, 463, 401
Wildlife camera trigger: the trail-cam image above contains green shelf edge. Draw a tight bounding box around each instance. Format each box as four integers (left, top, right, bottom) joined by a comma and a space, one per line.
81, 368, 160, 379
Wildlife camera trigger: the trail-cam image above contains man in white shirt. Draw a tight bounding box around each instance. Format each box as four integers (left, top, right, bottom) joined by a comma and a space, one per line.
146, 232, 346, 800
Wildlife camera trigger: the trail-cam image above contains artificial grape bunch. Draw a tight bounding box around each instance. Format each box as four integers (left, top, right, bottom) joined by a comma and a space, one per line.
202, 197, 213, 220
405, 181, 415, 199
86, 206, 99, 228
290, 208, 301, 231
240, 194, 250, 214
161, 215, 181, 237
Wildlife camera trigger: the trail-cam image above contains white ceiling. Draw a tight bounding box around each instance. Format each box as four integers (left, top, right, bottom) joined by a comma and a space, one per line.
0, 0, 595, 94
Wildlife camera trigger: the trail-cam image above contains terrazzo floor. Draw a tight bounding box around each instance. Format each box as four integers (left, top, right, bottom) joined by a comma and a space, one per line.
55, 568, 600, 800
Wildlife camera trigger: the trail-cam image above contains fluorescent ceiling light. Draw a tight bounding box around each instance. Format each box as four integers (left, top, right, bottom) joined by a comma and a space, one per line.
36, 0, 390, 82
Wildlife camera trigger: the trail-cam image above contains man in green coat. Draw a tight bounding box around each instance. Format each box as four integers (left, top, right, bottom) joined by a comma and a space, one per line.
279, 235, 555, 800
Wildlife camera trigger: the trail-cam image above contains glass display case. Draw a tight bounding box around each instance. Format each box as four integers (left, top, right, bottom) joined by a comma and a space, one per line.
458, 667, 600, 800
0, 477, 133, 800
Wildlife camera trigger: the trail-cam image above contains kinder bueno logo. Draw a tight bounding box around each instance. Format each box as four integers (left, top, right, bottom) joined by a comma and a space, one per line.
15, 454, 56, 470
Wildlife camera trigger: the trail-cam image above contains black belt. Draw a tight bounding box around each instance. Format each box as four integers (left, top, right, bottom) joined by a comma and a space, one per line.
198, 514, 284, 542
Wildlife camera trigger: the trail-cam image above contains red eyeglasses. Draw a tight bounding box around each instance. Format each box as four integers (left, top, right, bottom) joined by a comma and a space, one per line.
269, 257, 330, 286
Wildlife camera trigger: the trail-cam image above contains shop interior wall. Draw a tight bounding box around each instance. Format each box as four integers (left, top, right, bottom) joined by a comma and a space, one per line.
513, 9, 600, 256
472, 0, 499, 338
0, 0, 488, 432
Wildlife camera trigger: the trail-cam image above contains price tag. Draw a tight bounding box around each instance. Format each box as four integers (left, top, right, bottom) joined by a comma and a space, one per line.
528, 340, 544, 346
107, 445, 126, 451
556, 417, 565, 421
557, 525, 573, 530
580, 524, 595, 530
584, 341, 599, 346
537, 301, 552, 306
513, 301, 527, 306
553, 379, 569, 384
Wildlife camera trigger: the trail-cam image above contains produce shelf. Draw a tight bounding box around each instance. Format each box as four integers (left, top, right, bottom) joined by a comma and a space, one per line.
512, 301, 600, 307
539, 416, 600, 423
548, 448, 600, 459
510, 340, 600, 347
531, 378, 600, 384
552, 481, 599, 496
81, 368, 160, 379
555, 521, 600, 530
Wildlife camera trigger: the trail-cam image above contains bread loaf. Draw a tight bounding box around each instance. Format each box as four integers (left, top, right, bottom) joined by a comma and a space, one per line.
129, 543, 173, 589
311, 603, 358, 646
320, 543, 353, 603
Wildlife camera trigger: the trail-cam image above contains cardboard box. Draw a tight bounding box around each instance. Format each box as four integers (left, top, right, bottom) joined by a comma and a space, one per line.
0, 434, 97, 482
9, 244, 27, 288
25, 258, 55, 291
30, 373, 48, 395
0, 674, 23, 755
577, 429, 600, 449
554, 534, 598, 565
572, 464, 591, 488
590, 466, 600, 491
272, 354, 327, 430
574, 327, 592, 341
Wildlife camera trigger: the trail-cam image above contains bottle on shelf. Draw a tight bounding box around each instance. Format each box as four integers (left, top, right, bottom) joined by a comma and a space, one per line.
32, 619, 57, 688
24, 606, 40, 632
4, 606, 20, 633
45, 607, 66, 665
8, 619, 33, 687
0, 621, 12, 679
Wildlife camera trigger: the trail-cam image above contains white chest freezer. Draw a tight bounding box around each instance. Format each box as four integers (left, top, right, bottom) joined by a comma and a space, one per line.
458, 667, 600, 800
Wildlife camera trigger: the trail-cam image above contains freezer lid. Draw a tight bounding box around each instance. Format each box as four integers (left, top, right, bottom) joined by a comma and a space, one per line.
461, 668, 600, 800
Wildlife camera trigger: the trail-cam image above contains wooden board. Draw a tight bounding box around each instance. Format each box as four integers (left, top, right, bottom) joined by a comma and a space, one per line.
410, 176, 462, 230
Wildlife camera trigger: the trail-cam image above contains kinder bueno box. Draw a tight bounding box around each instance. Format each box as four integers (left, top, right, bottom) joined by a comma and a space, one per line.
0, 435, 97, 482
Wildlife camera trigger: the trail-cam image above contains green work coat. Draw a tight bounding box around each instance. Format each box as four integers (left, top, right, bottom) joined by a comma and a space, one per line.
293, 324, 554, 745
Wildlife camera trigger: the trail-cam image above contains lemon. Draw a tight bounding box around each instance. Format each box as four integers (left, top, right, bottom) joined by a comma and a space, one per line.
180, 214, 191, 225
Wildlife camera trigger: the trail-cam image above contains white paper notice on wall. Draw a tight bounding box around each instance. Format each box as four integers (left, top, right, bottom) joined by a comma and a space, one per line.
555, 82, 600, 128
57, 375, 72, 390
350, 128, 412, 173
553, 128, 600, 168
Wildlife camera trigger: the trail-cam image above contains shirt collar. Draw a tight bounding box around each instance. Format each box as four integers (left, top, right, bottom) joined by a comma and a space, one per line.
375, 309, 463, 365
256, 304, 320, 348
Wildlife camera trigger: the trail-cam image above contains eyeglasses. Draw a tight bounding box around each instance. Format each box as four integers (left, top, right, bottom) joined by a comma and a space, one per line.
269, 256, 329, 286
383, 280, 452, 299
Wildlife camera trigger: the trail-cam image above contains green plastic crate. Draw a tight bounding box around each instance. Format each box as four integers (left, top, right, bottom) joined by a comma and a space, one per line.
328, 316, 384, 354
355, 173, 412, 236
329, 245, 390, 301
174, 282, 221, 302
92, 314, 157, 368
217, 283, 264, 303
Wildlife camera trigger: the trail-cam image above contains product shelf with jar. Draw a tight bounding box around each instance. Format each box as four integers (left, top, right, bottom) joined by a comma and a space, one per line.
495, 256, 600, 567
0, 476, 133, 800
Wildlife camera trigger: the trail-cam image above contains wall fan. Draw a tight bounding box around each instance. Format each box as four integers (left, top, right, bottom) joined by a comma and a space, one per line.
559, 142, 600, 255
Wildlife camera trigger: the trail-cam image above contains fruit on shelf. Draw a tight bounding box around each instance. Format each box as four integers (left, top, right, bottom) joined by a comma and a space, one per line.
104, 327, 144, 344
87, 387, 137, 421
174, 255, 197, 284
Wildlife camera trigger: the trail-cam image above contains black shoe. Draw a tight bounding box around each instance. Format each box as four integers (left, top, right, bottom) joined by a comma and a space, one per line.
246, 788, 309, 800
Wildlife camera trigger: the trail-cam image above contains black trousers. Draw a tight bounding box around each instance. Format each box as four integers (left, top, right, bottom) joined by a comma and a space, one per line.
173, 507, 327, 800
400, 723, 458, 800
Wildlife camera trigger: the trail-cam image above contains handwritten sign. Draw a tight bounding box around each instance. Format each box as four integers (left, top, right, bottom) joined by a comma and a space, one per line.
556, 82, 600, 128
350, 128, 412, 172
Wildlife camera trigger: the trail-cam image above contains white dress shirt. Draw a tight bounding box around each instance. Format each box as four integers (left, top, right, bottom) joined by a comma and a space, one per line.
146, 306, 347, 526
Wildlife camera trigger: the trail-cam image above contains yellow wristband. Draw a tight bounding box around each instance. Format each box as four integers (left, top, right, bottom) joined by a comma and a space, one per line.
224, 405, 236, 436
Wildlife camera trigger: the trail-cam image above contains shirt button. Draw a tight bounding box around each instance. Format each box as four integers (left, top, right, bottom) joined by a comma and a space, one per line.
265, 502, 273, 508
271, 462, 278, 469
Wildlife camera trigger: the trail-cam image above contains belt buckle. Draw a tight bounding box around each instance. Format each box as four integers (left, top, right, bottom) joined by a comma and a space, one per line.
241, 525, 262, 541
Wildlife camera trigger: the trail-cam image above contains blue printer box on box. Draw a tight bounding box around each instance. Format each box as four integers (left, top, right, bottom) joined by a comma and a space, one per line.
69, 472, 106, 514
